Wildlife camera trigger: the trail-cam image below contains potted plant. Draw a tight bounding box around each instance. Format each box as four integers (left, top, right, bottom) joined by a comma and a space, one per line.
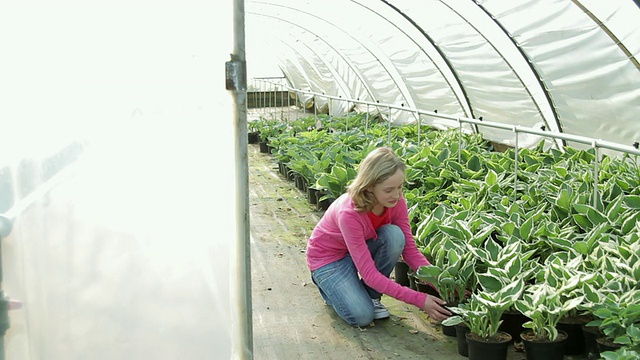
415, 244, 475, 337
443, 278, 524, 360
467, 237, 539, 343
587, 289, 640, 355
540, 254, 598, 356
513, 281, 585, 360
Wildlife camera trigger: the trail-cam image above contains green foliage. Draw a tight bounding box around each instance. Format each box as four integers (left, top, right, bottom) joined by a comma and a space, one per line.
514, 281, 585, 341
600, 348, 640, 360
258, 110, 640, 340
443, 279, 524, 339
587, 290, 640, 350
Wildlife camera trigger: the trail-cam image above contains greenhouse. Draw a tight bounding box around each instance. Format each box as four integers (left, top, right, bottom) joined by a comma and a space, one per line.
1, 1, 639, 360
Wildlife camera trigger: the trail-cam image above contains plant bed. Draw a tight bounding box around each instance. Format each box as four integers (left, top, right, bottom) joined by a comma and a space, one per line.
253, 114, 640, 360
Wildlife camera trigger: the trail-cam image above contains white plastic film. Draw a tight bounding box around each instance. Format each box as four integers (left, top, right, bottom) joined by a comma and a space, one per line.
1, 2, 241, 359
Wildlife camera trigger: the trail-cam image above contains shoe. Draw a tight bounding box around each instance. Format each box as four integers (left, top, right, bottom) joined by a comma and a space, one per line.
372, 298, 390, 319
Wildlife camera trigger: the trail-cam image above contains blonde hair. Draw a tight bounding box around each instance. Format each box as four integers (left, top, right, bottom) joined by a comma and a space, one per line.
347, 147, 406, 212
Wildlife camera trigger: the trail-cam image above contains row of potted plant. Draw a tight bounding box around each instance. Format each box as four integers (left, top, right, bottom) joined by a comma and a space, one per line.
249, 113, 640, 360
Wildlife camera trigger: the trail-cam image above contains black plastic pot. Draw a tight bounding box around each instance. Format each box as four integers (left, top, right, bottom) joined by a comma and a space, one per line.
520, 329, 568, 360
316, 193, 334, 211
259, 141, 269, 153
307, 187, 319, 205
466, 331, 512, 360
248, 131, 259, 144
415, 280, 440, 298
393, 260, 410, 287
442, 324, 457, 337
581, 325, 602, 360
455, 324, 471, 357
596, 337, 622, 354
499, 310, 529, 344
407, 271, 416, 290
294, 174, 306, 191
557, 317, 589, 356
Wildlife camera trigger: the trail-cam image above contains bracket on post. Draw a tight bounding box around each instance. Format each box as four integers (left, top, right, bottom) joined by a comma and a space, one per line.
225, 54, 247, 91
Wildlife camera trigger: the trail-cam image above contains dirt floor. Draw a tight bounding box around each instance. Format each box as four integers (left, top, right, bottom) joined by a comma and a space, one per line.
247, 143, 533, 360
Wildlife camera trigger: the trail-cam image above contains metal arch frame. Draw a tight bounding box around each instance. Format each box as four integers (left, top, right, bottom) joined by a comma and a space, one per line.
247, 1, 420, 118
247, 16, 360, 108
438, 0, 563, 149
271, 42, 320, 95
571, 0, 640, 71
473, 0, 640, 145
374, 0, 475, 121
472, 1, 566, 147
247, 5, 379, 107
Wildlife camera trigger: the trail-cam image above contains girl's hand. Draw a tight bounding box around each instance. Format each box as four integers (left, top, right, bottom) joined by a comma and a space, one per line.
421, 295, 451, 322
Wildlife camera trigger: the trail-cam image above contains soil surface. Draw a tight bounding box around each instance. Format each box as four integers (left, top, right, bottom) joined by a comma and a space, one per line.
248, 143, 538, 360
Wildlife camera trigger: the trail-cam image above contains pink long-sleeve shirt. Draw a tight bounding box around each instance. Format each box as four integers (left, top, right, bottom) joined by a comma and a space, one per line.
306, 193, 431, 308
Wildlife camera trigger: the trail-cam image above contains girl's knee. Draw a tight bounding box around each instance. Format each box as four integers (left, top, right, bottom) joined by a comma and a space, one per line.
379, 224, 405, 249
338, 298, 375, 327
347, 309, 374, 327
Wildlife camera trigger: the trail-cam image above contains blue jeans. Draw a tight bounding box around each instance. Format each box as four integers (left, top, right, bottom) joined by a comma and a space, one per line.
311, 224, 406, 327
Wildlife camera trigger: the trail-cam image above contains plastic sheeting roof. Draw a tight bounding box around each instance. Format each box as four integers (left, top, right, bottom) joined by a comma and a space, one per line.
246, 0, 640, 152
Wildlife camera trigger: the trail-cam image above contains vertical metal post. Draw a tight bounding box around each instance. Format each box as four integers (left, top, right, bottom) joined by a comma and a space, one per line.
227, 0, 252, 358
416, 110, 421, 145
344, 98, 348, 131
593, 140, 600, 207
287, 89, 291, 122
513, 126, 519, 203
296, 92, 301, 121
313, 95, 317, 123
280, 87, 285, 122
273, 84, 277, 120
458, 118, 463, 164
365, 103, 369, 133
387, 106, 391, 144
261, 81, 264, 112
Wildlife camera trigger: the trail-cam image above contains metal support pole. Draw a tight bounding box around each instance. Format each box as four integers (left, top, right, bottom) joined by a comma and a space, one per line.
272, 85, 277, 120
227, 0, 252, 357
260, 81, 264, 116
416, 110, 421, 145
387, 106, 392, 144
458, 118, 463, 164
344, 98, 348, 131
593, 140, 600, 207
313, 95, 317, 123
513, 126, 519, 203
287, 90, 291, 122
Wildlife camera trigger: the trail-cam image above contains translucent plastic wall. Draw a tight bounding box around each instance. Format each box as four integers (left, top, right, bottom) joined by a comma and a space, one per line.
1, 2, 240, 359
247, 0, 640, 155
